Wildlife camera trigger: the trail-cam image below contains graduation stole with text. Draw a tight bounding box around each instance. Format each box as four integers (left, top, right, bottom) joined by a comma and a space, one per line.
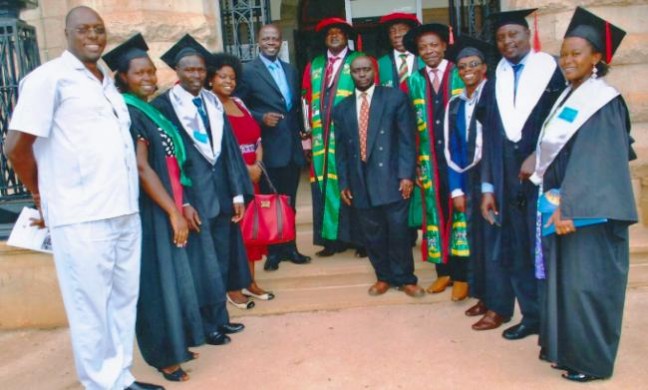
408, 67, 469, 263
308, 52, 362, 240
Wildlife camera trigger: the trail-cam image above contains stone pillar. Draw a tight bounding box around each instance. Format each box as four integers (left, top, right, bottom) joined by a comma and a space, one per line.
20, 0, 223, 86
502, 0, 648, 223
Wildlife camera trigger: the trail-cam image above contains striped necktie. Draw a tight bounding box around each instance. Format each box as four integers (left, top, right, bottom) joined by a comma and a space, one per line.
398, 53, 409, 84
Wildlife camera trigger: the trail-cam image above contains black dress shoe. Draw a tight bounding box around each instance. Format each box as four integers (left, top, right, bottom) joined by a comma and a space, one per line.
316, 247, 336, 257
562, 370, 604, 382
125, 381, 165, 390
354, 248, 368, 258
219, 322, 245, 334
288, 250, 312, 264
502, 323, 538, 340
206, 331, 231, 345
264, 255, 281, 271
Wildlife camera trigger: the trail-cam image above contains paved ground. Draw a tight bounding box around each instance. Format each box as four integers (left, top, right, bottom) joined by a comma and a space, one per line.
1, 286, 647, 390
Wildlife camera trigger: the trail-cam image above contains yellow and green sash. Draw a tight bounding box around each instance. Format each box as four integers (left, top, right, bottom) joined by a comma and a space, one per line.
307, 52, 362, 240
408, 68, 469, 263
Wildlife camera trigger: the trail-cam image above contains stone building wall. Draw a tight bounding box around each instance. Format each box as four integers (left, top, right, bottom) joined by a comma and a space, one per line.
20, 0, 223, 86
503, 0, 648, 222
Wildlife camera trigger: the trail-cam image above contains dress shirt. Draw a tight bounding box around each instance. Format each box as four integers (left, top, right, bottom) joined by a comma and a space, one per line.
425, 59, 448, 85
9, 50, 138, 228
259, 54, 292, 110
393, 50, 415, 77
327, 47, 349, 87
355, 84, 375, 122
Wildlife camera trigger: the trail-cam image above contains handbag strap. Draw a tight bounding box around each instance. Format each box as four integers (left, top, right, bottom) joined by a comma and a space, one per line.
257, 161, 278, 194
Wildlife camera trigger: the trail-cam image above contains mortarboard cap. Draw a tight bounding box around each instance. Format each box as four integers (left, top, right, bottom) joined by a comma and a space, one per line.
315, 17, 357, 39
445, 35, 499, 64
565, 6, 626, 63
403, 23, 450, 55
379, 12, 420, 29
489, 8, 537, 30
160, 34, 213, 69
102, 33, 149, 72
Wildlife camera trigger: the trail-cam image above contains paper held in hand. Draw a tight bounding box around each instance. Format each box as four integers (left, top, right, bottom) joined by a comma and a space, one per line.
7, 207, 53, 254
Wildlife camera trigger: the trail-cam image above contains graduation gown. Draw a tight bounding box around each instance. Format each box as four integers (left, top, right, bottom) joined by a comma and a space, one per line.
540, 94, 637, 378
152, 90, 253, 327
128, 105, 205, 369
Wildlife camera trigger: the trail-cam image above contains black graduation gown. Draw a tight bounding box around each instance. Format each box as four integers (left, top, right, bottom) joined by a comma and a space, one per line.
152, 90, 253, 329
540, 96, 637, 378
128, 106, 205, 369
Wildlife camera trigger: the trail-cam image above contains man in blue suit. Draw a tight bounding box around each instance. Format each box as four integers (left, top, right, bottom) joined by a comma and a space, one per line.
237, 24, 310, 271
333, 56, 423, 297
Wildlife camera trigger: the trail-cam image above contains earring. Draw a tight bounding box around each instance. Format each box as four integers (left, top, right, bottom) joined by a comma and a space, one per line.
592, 64, 598, 79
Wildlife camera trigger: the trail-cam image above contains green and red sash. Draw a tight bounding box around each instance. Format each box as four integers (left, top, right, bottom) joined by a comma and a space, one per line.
307, 52, 362, 240
408, 66, 469, 263
377, 54, 425, 93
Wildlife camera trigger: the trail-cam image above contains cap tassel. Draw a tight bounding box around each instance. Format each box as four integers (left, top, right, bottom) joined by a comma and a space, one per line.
357, 34, 363, 52
605, 21, 612, 63
449, 25, 455, 45
533, 13, 541, 52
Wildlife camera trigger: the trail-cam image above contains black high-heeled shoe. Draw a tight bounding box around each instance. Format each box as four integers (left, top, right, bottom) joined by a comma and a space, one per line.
561, 370, 604, 382
158, 366, 188, 382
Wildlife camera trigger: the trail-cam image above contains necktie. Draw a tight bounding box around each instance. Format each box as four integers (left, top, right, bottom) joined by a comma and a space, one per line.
325, 56, 340, 88
192, 97, 212, 146
512, 63, 524, 100
430, 68, 440, 94
398, 53, 409, 84
359, 92, 369, 162
269, 62, 292, 111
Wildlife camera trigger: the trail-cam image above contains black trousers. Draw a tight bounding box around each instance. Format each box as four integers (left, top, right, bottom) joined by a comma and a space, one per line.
357, 199, 417, 286
260, 162, 302, 257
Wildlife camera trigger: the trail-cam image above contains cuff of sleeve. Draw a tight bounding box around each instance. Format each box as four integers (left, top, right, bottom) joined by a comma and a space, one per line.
481, 183, 495, 193
233, 195, 244, 204
529, 172, 542, 186
182, 203, 191, 207
451, 189, 465, 198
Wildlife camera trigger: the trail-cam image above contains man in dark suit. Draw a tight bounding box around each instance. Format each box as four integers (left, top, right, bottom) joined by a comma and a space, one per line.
237, 24, 310, 271
333, 55, 423, 297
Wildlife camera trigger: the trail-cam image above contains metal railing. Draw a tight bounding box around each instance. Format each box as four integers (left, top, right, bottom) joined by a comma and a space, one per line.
220, 0, 271, 62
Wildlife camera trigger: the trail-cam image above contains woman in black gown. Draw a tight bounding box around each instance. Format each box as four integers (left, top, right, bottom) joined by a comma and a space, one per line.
103, 34, 204, 382
531, 7, 637, 382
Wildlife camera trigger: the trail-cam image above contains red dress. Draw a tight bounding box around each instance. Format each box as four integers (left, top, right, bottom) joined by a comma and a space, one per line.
228, 101, 267, 262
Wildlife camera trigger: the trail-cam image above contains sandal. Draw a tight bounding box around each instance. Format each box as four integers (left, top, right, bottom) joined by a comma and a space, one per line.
242, 287, 275, 301
227, 294, 255, 310
158, 366, 189, 382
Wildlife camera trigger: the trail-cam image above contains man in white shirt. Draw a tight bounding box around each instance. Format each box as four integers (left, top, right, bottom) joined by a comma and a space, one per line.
333, 55, 422, 297
5, 6, 161, 390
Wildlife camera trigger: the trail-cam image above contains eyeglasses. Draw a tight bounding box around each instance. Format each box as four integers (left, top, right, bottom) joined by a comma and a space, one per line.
68, 26, 106, 36
457, 61, 483, 71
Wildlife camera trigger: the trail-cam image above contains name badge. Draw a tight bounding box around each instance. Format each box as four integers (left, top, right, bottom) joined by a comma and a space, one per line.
558, 107, 578, 123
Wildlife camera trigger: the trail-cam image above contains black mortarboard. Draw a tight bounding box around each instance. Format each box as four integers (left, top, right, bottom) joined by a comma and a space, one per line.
489, 8, 537, 30
403, 23, 450, 55
565, 6, 626, 63
102, 33, 149, 72
445, 35, 499, 64
160, 34, 212, 68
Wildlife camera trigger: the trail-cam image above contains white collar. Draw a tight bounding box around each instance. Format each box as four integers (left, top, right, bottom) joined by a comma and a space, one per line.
393, 49, 413, 58
356, 84, 375, 101
426, 59, 448, 75
327, 47, 348, 61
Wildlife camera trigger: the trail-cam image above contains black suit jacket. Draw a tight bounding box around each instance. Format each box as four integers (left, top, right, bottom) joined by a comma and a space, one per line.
333, 86, 416, 209
236, 56, 306, 168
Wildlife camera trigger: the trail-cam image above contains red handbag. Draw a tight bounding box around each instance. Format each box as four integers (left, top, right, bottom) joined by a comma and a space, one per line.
241, 165, 296, 245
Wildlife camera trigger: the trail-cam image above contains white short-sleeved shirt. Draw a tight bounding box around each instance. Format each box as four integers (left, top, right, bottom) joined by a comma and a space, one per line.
9, 50, 139, 228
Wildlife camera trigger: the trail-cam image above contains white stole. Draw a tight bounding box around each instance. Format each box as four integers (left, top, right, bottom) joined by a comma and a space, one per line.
170, 85, 224, 165
530, 77, 619, 185
444, 80, 485, 173
495, 51, 557, 142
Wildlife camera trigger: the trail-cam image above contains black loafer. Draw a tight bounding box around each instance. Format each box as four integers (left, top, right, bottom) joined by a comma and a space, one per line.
316, 247, 337, 257
264, 255, 281, 271
288, 250, 312, 264
219, 322, 245, 334
206, 331, 231, 345
125, 381, 165, 390
502, 323, 538, 340
562, 370, 604, 382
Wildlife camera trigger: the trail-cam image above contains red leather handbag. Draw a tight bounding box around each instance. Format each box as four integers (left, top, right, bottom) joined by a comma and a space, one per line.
241, 164, 296, 245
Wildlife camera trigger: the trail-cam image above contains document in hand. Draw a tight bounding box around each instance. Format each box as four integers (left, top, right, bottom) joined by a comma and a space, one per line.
7, 207, 53, 254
